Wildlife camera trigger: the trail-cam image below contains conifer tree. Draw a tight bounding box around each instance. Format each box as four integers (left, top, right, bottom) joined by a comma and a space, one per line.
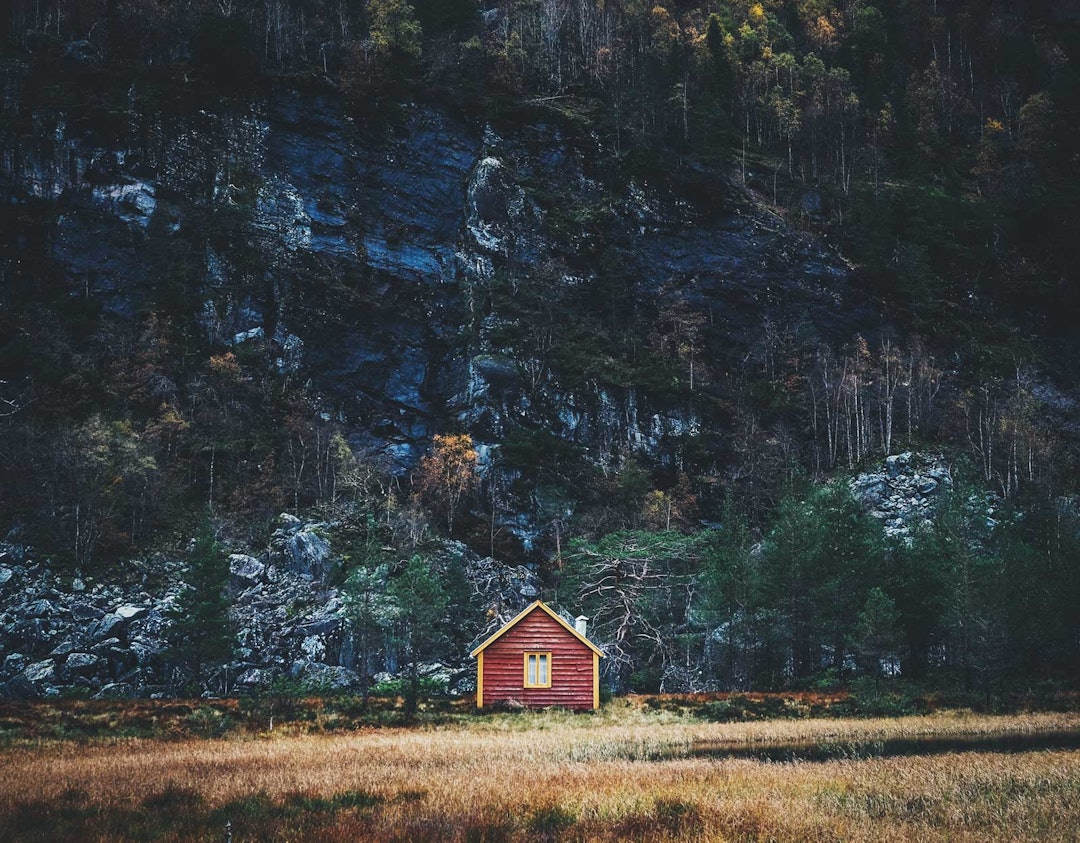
388, 554, 448, 715
168, 521, 233, 691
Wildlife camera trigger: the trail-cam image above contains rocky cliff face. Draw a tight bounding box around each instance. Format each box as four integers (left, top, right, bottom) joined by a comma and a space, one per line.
1, 76, 871, 476
850, 452, 954, 540
0, 516, 540, 700
0, 76, 889, 698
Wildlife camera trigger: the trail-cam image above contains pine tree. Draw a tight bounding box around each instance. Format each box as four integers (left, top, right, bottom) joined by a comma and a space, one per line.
854, 587, 901, 682
388, 555, 448, 715
168, 521, 233, 691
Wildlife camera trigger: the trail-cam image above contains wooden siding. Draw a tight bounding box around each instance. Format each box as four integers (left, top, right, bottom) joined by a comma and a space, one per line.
481, 609, 596, 710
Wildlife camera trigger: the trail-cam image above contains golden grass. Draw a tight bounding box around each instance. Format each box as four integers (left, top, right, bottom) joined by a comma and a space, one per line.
2, 707, 1079, 841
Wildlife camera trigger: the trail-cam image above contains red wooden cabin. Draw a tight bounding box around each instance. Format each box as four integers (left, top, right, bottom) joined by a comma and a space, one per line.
471, 600, 605, 711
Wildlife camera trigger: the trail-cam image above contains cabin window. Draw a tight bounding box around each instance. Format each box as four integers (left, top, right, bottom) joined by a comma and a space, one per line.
523, 652, 551, 688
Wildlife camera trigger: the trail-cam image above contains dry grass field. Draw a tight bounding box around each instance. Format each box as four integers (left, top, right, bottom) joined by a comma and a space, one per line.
2, 702, 1079, 842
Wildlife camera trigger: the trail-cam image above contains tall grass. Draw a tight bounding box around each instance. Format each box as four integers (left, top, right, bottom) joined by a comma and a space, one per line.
2, 708, 1079, 841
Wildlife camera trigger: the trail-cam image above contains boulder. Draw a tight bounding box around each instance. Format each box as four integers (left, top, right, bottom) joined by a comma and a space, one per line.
300, 635, 326, 661
115, 605, 148, 622
50, 640, 78, 658
90, 637, 122, 656
916, 478, 937, 496
283, 530, 332, 580
22, 659, 56, 684
87, 613, 126, 641
22, 599, 56, 619
106, 647, 138, 677
237, 667, 269, 687
885, 452, 913, 478
65, 652, 100, 675
276, 513, 303, 535
94, 683, 131, 700
450, 672, 477, 696
288, 661, 359, 691
71, 602, 105, 622
232, 326, 265, 345
229, 554, 266, 585
294, 617, 339, 638
851, 474, 888, 507
128, 638, 158, 666
0, 673, 37, 700
417, 661, 454, 683
10, 617, 52, 649
0, 567, 13, 586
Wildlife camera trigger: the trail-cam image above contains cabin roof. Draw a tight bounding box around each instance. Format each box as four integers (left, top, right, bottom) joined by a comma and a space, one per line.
470, 600, 605, 658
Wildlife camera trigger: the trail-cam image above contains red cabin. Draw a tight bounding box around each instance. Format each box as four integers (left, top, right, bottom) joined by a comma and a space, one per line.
471, 600, 605, 711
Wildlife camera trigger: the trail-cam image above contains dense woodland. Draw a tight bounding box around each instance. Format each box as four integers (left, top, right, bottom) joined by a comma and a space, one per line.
2, 1, 1080, 696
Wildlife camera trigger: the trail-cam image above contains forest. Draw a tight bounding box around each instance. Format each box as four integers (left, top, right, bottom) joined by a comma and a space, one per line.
1, 0, 1079, 700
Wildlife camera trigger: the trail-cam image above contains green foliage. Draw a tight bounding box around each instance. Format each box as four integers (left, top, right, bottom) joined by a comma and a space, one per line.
3, 0, 1080, 704
368, 0, 423, 59
563, 529, 716, 690
369, 675, 448, 697
758, 482, 886, 682
853, 588, 901, 679
184, 705, 234, 738
387, 554, 451, 714
167, 521, 233, 686
344, 555, 395, 702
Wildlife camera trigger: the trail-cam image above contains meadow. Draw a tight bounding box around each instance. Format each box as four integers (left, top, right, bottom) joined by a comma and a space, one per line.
2, 700, 1079, 842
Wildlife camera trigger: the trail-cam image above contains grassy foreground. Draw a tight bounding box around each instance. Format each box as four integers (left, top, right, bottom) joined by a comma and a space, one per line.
3, 703, 1079, 841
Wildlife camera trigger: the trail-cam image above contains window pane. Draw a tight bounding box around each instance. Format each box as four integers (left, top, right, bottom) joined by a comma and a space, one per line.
527, 655, 536, 685
538, 654, 548, 685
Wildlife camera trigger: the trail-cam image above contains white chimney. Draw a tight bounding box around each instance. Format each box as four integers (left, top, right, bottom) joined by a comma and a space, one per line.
575, 616, 588, 637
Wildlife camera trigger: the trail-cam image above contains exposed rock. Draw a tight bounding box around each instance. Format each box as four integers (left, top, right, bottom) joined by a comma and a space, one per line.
65, 652, 100, 674
463, 552, 541, 626
450, 672, 477, 696
128, 638, 159, 666
229, 554, 266, 585
232, 326, 265, 345
0, 567, 13, 586
22, 599, 56, 618
237, 667, 268, 686
0, 86, 873, 537
294, 617, 339, 638
91, 637, 123, 656
50, 640, 78, 658
71, 602, 105, 622
87, 613, 126, 642
851, 474, 888, 508
64, 40, 99, 63
0, 673, 37, 700
22, 659, 56, 684
0, 523, 543, 699
276, 513, 303, 535
282, 530, 332, 580
300, 635, 326, 661
885, 452, 913, 478
288, 661, 359, 691
851, 454, 952, 540
415, 662, 455, 687
105, 647, 138, 676
115, 605, 148, 621
93, 683, 131, 699
915, 477, 939, 496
